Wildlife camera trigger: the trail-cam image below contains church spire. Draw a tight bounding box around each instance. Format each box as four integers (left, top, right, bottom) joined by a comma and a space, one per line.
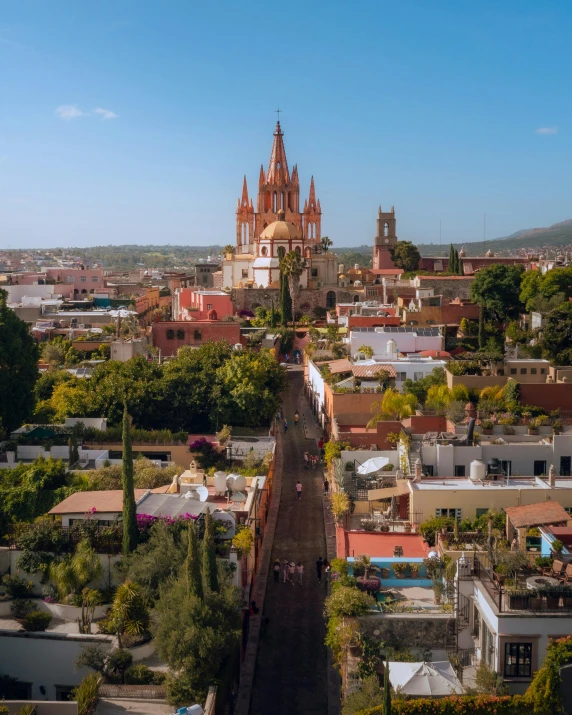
241, 175, 249, 206
267, 121, 290, 184
308, 176, 317, 207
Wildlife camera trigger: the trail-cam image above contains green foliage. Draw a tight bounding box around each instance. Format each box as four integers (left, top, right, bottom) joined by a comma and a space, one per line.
342, 674, 384, 714
107, 581, 150, 648
470, 264, 525, 321
0, 288, 40, 433
537, 302, 572, 365
22, 610, 52, 631
367, 389, 417, 426
232, 526, 254, 560
202, 510, 219, 593
419, 516, 455, 546
389, 241, 420, 272
2, 574, 33, 599
72, 673, 101, 715
361, 695, 527, 714
10, 598, 35, 619
325, 585, 374, 618
280, 250, 305, 327
324, 441, 342, 468
402, 367, 446, 404
186, 521, 203, 600
75, 643, 107, 675
124, 664, 155, 684
49, 539, 103, 600
122, 405, 138, 555
106, 648, 134, 682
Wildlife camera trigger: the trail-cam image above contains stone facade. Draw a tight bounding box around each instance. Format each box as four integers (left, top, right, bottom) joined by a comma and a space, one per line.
413, 276, 475, 300
231, 287, 355, 314
358, 613, 452, 651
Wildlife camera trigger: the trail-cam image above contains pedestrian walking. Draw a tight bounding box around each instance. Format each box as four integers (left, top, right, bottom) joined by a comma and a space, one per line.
294, 411, 299, 427
282, 559, 289, 583
312, 454, 317, 469
303, 452, 309, 469
288, 561, 295, 584
318, 438, 324, 450
296, 561, 304, 586
316, 556, 324, 582
323, 478, 329, 495
324, 560, 331, 583
296, 480, 303, 500
273, 559, 280, 583
284, 418, 288, 432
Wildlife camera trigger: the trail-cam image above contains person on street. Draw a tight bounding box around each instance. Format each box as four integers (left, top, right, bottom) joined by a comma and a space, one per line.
296, 561, 304, 586
294, 411, 299, 426
288, 561, 296, 584
273, 559, 280, 582
316, 556, 324, 582
282, 559, 289, 583
323, 478, 329, 495
303, 452, 309, 469
324, 560, 331, 583
284, 418, 288, 432
296, 480, 303, 499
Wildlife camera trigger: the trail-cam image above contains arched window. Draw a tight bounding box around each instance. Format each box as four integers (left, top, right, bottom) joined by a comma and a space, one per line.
261, 246, 268, 256
326, 291, 336, 309
353, 294, 360, 303
384, 223, 389, 237
295, 246, 301, 255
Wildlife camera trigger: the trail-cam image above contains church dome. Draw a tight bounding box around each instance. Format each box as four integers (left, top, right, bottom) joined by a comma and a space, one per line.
260, 209, 302, 240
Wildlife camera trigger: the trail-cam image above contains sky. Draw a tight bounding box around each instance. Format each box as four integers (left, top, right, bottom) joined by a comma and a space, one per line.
1, 0, 572, 249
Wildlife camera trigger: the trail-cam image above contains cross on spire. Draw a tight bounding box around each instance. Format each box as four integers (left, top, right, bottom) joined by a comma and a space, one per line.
275, 107, 281, 122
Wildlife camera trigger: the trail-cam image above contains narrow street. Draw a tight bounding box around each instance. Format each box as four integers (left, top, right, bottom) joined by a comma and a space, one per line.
250, 369, 329, 714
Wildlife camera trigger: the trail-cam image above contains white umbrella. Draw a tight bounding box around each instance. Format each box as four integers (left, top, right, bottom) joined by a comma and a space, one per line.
357, 457, 389, 475
388, 661, 463, 697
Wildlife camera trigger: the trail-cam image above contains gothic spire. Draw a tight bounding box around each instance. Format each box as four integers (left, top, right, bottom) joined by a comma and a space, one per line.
267, 121, 290, 184
241, 175, 249, 206
259, 164, 266, 186
308, 176, 317, 207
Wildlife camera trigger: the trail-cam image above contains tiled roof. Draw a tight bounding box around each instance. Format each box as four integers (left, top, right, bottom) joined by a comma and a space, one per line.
317, 358, 352, 374
352, 364, 397, 379
49, 489, 148, 514
504, 501, 570, 528
370, 268, 405, 275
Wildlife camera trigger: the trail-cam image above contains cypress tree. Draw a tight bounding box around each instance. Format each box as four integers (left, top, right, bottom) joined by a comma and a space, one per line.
478, 307, 485, 349
186, 521, 203, 599
121, 404, 138, 555
456, 249, 464, 275
448, 243, 456, 274
383, 658, 392, 715
202, 510, 219, 593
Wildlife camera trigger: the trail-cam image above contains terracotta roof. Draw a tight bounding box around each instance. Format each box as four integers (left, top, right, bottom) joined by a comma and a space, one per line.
352, 364, 397, 379
417, 276, 473, 280
417, 350, 452, 359
504, 502, 570, 529
370, 268, 405, 275
341, 532, 428, 559
49, 489, 149, 515
319, 358, 352, 374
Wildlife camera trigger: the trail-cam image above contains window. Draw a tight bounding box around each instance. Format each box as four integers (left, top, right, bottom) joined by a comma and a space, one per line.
500, 460, 512, 476
207, 304, 212, 310
504, 642, 532, 678
482, 622, 495, 668
166, 329, 175, 340
176, 329, 185, 339
396, 372, 407, 382
520, 368, 527, 374
311, 268, 318, 277
424, 465, 434, 476
91, 276, 99, 282
534, 460, 547, 476
510, 368, 517, 375
413, 372, 424, 381
561, 456, 571, 477
80, 276, 87, 283
530, 367, 537, 375
56, 685, 75, 701
454, 465, 466, 477
66, 275, 74, 283
540, 368, 547, 374
476, 508, 489, 518
435, 508, 461, 519
472, 605, 480, 640
193, 329, 202, 340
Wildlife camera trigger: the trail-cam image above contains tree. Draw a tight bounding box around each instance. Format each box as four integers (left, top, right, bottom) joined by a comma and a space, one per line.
186, 522, 203, 600
367, 388, 417, 426
49, 539, 103, 600
470, 264, 525, 322
448, 243, 457, 274
280, 250, 305, 329
538, 302, 572, 365
519, 268, 543, 312
383, 658, 392, 715
222, 245, 235, 256
202, 510, 219, 593
320, 236, 333, 253
42, 341, 67, 368
277, 247, 292, 326
0, 288, 39, 434
122, 405, 138, 555
402, 367, 445, 404
358, 345, 374, 359
107, 580, 150, 649
389, 241, 420, 273
342, 675, 384, 714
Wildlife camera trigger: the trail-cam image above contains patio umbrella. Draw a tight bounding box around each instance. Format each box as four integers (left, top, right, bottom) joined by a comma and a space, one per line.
357, 457, 389, 475
388, 661, 463, 697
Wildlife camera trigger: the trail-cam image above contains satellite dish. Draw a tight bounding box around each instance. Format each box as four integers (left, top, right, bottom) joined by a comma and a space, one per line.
195, 486, 209, 502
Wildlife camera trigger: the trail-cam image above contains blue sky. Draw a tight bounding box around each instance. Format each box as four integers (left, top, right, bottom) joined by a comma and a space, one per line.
1, 0, 571, 248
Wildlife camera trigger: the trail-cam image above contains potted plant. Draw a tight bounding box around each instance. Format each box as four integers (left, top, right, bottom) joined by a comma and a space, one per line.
404, 522, 412, 534
409, 563, 420, 578
393, 562, 409, 579
528, 418, 540, 436
508, 588, 530, 610
432, 580, 445, 604
552, 419, 563, 435
380, 567, 390, 579
494, 563, 507, 585
552, 539, 564, 557
480, 419, 494, 435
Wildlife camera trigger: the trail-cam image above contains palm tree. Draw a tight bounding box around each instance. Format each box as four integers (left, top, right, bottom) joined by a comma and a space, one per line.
280, 250, 305, 330
108, 580, 150, 649
367, 388, 417, 427
49, 539, 103, 601
320, 236, 333, 253
222, 245, 235, 257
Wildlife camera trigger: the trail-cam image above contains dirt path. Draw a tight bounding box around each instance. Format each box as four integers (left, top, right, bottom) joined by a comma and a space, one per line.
250, 370, 328, 714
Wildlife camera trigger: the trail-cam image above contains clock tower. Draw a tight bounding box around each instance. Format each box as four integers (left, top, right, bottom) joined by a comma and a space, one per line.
373, 205, 398, 270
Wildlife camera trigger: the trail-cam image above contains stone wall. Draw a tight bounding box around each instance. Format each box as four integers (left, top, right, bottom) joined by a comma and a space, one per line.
358, 613, 452, 650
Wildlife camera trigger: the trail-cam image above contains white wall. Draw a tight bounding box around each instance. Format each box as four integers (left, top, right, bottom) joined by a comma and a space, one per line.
0, 631, 114, 700
350, 330, 443, 356
307, 360, 326, 423
5, 285, 56, 302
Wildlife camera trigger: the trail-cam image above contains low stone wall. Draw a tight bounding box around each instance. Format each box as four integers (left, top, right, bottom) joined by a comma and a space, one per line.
231, 287, 354, 313
358, 612, 451, 650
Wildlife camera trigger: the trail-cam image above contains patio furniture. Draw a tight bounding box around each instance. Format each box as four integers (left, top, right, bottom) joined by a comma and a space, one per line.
541, 559, 564, 578
560, 564, 572, 584
393, 545, 403, 557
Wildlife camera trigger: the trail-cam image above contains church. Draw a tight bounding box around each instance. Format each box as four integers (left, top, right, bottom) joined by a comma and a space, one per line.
222, 121, 339, 292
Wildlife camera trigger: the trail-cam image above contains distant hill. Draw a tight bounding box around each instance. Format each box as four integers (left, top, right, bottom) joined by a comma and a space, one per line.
417, 219, 572, 257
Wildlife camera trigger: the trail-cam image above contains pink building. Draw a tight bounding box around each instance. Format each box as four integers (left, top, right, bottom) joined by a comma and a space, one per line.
173, 289, 234, 321
9, 268, 105, 298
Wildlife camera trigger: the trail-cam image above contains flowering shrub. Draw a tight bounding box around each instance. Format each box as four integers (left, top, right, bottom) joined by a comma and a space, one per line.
356, 577, 381, 594
362, 694, 526, 714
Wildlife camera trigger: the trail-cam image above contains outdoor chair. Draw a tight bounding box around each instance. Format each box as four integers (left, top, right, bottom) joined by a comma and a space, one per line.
560, 563, 572, 584
542, 559, 564, 578
393, 545, 403, 557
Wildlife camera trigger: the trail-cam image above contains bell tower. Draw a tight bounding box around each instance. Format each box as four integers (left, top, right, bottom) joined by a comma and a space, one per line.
373, 206, 397, 270
236, 176, 255, 255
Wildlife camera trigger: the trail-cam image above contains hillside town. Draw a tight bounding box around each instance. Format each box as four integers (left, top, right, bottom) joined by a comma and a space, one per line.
2, 116, 572, 715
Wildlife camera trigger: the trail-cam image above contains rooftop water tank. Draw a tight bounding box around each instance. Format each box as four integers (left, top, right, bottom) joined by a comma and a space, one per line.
232, 474, 247, 492
469, 459, 486, 482
213, 471, 227, 494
